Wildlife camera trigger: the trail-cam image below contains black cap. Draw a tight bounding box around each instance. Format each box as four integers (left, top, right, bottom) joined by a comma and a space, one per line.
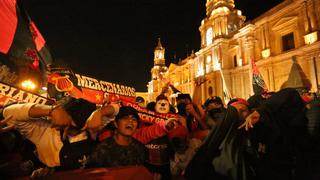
115, 106, 140, 121
176, 94, 192, 101
62, 97, 97, 129
204, 96, 223, 107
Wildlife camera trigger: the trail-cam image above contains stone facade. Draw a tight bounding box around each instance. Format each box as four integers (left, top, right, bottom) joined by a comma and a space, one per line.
147, 0, 320, 104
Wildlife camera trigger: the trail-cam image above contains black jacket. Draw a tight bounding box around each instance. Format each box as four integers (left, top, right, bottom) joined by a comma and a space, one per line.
185, 106, 256, 180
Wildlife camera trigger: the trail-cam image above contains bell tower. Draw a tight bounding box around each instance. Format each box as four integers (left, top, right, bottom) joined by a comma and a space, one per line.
154, 38, 165, 66
200, 0, 245, 47
147, 38, 168, 101
151, 38, 167, 80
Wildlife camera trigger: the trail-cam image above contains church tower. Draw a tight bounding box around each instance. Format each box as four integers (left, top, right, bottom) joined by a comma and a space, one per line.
151, 38, 167, 80
148, 38, 168, 101
154, 38, 165, 67
200, 0, 245, 47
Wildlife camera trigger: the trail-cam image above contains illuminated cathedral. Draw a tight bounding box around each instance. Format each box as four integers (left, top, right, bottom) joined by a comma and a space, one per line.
147, 0, 320, 103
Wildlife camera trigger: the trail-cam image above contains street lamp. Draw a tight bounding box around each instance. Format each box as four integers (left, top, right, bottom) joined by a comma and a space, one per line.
21, 80, 37, 90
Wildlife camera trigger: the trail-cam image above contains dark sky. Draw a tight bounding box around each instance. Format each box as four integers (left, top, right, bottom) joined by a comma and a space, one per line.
22, 0, 283, 92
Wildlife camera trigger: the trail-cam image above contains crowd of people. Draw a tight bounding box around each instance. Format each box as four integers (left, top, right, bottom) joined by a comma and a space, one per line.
0, 78, 320, 180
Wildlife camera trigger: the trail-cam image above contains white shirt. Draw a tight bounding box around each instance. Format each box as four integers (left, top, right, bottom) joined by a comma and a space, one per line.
3, 102, 119, 167
4, 103, 71, 167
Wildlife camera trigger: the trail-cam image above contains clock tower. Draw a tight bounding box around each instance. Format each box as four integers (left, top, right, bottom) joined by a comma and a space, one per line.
148, 38, 168, 101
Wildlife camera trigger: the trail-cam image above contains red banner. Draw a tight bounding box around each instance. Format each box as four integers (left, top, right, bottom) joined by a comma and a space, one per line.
0, 0, 17, 54
0, 81, 181, 129
47, 73, 136, 104
122, 101, 179, 124
15, 166, 153, 180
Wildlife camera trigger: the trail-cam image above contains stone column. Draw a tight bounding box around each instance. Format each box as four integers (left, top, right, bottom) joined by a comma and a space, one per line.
265, 23, 270, 49
314, 0, 320, 30
244, 36, 255, 63
267, 65, 275, 91
309, 0, 318, 31
244, 36, 255, 95
309, 56, 318, 92
219, 42, 229, 68
237, 39, 243, 63
240, 72, 245, 98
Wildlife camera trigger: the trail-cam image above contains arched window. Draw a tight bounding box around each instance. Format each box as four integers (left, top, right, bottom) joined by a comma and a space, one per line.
208, 86, 213, 96
206, 55, 212, 73
206, 27, 213, 46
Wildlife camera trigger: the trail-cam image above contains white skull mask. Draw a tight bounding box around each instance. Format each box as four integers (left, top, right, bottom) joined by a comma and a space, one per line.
155, 99, 170, 114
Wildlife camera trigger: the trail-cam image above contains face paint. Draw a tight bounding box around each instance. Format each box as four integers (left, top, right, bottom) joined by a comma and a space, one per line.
155, 99, 170, 114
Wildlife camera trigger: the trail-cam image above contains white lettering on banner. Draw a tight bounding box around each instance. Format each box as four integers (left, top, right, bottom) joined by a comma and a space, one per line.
145, 144, 168, 150
75, 74, 136, 97
138, 113, 164, 124
122, 101, 180, 124
0, 82, 48, 105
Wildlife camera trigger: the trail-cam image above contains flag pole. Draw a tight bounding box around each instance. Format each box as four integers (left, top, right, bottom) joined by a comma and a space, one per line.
313, 57, 319, 93
218, 64, 232, 104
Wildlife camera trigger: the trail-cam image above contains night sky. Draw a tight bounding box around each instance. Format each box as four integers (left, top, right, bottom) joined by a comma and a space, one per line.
22, 0, 283, 92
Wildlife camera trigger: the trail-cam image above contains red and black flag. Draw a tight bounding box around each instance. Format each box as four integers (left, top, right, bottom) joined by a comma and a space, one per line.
251, 59, 268, 94
0, 0, 52, 91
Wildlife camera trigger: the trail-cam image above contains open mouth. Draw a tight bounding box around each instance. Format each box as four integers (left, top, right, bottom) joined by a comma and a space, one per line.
125, 124, 134, 130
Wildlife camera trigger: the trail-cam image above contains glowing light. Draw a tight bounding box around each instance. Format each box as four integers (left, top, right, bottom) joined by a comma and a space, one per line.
304, 31, 318, 45
206, 56, 212, 73
237, 10, 242, 16
206, 27, 213, 46
206, 55, 212, 63
42, 87, 48, 91
261, 49, 271, 58
21, 80, 36, 90
196, 68, 204, 77
238, 59, 243, 66
214, 62, 221, 71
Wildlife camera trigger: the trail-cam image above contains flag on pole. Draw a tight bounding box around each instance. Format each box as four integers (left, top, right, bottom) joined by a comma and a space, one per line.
219, 66, 232, 104
0, 0, 52, 88
251, 59, 268, 94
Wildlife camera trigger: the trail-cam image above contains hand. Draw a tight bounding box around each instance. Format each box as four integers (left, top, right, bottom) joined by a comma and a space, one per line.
176, 115, 187, 128
165, 118, 176, 131
153, 173, 162, 180
195, 76, 208, 86
0, 115, 14, 133
165, 118, 180, 131
30, 167, 54, 179
86, 109, 103, 131
103, 94, 110, 105
238, 111, 260, 131
258, 143, 266, 154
